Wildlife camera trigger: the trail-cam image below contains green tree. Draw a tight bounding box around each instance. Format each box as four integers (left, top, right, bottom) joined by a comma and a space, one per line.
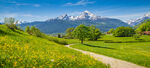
88, 25, 101, 41
30, 26, 42, 37
136, 20, 150, 33
65, 27, 74, 39
4, 17, 18, 30
25, 26, 31, 34
113, 27, 135, 37
73, 24, 89, 44
108, 28, 115, 34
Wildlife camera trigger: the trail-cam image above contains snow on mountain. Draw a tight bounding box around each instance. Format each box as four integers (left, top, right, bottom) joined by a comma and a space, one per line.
77, 10, 100, 20
57, 14, 71, 20
56, 11, 101, 20
128, 12, 150, 26
20, 10, 129, 34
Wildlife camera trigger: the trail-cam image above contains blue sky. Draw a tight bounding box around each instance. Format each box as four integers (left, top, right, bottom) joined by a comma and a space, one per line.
0, 0, 150, 22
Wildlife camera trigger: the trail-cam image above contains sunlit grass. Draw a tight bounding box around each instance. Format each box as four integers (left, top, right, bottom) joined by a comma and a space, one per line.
71, 35, 150, 67
0, 25, 108, 68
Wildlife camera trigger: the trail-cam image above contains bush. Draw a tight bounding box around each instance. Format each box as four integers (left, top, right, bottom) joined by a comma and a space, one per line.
25, 26, 44, 37
88, 25, 101, 41
4, 17, 18, 30
65, 27, 74, 39
46, 37, 68, 45
108, 28, 115, 34
113, 27, 135, 37
136, 19, 150, 33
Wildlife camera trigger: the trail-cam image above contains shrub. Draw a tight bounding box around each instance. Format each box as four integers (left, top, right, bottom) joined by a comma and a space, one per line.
88, 25, 101, 41
4, 17, 18, 30
46, 37, 68, 45
25, 26, 43, 37
108, 28, 115, 34
113, 27, 135, 37
25, 26, 31, 34
65, 27, 74, 39
136, 19, 150, 33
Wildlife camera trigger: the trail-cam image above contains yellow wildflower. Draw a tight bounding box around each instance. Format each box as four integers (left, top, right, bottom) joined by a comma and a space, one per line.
13, 61, 17, 67
1, 64, 4, 66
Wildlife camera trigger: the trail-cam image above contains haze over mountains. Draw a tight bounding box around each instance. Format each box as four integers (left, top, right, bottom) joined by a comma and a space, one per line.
20, 11, 130, 34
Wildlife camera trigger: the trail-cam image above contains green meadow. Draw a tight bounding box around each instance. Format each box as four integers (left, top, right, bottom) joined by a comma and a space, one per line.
71, 35, 150, 67
0, 25, 108, 68
1, 18, 150, 68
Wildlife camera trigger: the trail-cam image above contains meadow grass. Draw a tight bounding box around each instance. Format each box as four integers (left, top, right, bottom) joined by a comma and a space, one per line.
0, 25, 108, 68
71, 35, 150, 67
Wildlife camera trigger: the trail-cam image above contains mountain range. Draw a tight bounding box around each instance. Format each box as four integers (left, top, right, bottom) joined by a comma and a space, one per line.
128, 13, 150, 26
20, 11, 129, 34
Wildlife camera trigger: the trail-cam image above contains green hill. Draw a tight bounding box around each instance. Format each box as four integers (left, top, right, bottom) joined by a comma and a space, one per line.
0, 25, 108, 68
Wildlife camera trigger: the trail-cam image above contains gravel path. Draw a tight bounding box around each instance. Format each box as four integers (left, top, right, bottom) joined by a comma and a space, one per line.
66, 44, 146, 68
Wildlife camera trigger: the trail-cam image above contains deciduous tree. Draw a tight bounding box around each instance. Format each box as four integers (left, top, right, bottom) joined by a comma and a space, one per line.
73, 24, 89, 44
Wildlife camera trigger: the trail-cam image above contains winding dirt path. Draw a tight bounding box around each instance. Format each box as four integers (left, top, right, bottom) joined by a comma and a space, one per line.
66, 44, 146, 68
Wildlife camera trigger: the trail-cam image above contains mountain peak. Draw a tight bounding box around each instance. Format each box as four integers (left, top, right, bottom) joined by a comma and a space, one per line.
57, 14, 70, 20
56, 10, 101, 20
78, 10, 99, 20
128, 12, 150, 26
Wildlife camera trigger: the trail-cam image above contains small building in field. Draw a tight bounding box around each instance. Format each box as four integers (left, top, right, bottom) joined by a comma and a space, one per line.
143, 31, 150, 35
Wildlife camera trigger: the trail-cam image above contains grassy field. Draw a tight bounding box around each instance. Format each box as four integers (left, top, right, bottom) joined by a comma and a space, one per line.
71, 35, 150, 67
0, 25, 108, 68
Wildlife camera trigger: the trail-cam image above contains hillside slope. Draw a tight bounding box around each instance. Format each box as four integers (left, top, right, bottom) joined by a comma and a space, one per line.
0, 25, 108, 68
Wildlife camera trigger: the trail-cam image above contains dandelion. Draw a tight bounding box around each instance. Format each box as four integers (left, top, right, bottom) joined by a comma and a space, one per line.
13, 61, 17, 67
1, 64, 4, 66
19, 58, 22, 62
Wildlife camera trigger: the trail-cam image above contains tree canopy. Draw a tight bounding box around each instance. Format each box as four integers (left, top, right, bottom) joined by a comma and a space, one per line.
4, 17, 18, 30
73, 24, 89, 44
136, 20, 150, 32
88, 25, 101, 41
65, 27, 74, 39
108, 28, 115, 34
113, 27, 135, 37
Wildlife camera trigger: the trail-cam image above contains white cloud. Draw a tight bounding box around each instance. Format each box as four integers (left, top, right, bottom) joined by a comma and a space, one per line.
0, 13, 49, 22
3, 13, 18, 17
9, 1, 40, 7
64, 0, 95, 6
107, 13, 146, 22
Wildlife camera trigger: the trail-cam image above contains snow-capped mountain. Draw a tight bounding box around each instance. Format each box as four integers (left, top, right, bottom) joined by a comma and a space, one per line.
56, 11, 101, 20
128, 12, 150, 26
20, 10, 129, 34
77, 11, 101, 20
56, 14, 71, 20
